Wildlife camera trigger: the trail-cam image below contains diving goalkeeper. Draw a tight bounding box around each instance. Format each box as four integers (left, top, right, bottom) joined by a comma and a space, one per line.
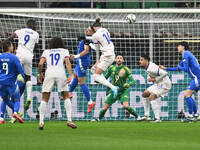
92, 54, 139, 121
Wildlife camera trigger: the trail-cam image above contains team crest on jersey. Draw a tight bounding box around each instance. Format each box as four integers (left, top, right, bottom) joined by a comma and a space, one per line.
119, 68, 125, 77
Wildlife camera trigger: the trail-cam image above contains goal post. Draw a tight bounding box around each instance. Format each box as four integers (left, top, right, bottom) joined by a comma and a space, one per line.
0, 8, 200, 121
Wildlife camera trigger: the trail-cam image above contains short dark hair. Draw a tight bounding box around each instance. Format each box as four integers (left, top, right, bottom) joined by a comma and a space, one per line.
2, 40, 12, 52
92, 18, 101, 27
116, 53, 124, 58
27, 19, 36, 26
178, 41, 189, 50
48, 37, 65, 49
140, 53, 150, 61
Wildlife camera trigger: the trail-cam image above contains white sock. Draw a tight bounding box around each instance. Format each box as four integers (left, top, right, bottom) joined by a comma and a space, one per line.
26, 81, 32, 100
64, 99, 72, 122
94, 74, 115, 90
88, 100, 93, 105
39, 101, 47, 125
143, 98, 150, 117
150, 100, 160, 120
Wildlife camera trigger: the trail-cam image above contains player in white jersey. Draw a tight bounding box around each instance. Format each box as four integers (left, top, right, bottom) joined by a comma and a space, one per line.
139, 54, 172, 122
38, 37, 77, 130
86, 18, 119, 98
14, 19, 39, 111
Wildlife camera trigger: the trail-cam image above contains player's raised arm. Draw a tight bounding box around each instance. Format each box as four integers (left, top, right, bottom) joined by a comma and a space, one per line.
72, 40, 90, 59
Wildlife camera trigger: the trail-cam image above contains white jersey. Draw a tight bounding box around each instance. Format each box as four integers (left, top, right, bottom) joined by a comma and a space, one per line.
14, 28, 39, 57
92, 28, 114, 56
41, 48, 70, 78
147, 62, 171, 89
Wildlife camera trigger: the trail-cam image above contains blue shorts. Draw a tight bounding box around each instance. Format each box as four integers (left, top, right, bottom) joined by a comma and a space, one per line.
0, 83, 20, 100
188, 78, 200, 92
75, 60, 89, 77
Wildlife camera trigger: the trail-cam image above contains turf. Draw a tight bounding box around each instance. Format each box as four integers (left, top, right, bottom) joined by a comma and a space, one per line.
0, 121, 200, 150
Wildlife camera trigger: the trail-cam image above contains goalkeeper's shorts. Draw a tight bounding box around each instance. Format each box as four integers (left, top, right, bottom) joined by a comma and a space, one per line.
104, 89, 129, 105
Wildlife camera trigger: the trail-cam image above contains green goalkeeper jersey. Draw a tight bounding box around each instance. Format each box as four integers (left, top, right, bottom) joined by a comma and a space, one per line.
104, 64, 135, 92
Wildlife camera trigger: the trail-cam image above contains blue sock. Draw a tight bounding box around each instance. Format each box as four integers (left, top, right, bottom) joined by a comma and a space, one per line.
0, 100, 6, 118
69, 78, 78, 92
186, 97, 193, 115
4, 100, 14, 111
192, 98, 197, 114
18, 81, 25, 96
80, 84, 90, 102
14, 100, 20, 113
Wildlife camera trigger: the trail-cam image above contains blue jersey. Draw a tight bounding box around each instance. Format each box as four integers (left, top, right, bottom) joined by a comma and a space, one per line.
76, 40, 91, 66
0, 53, 24, 86
167, 51, 200, 79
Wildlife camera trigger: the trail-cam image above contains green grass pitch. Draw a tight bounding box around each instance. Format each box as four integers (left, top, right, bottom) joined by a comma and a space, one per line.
0, 121, 200, 150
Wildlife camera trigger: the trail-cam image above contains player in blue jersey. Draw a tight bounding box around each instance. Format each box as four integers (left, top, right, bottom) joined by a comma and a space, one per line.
0, 80, 25, 123
69, 35, 95, 113
0, 40, 25, 124
160, 41, 200, 122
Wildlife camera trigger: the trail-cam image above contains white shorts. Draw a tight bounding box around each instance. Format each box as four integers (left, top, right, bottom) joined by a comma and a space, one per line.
17, 54, 32, 76
147, 84, 170, 98
97, 55, 115, 71
42, 77, 69, 92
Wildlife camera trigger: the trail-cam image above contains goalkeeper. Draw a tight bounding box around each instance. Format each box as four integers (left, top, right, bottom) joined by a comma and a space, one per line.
92, 54, 139, 121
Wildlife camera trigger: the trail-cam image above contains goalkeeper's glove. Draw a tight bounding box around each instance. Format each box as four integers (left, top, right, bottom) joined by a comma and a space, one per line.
17, 74, 25, 83
123, 83, 130, 88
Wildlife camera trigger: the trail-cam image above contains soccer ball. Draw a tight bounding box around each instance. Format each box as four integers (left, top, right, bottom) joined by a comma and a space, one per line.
126, 14, 136, 24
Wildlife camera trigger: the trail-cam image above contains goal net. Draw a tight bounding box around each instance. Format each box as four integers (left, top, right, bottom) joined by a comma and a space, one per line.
0, 9, 200, 121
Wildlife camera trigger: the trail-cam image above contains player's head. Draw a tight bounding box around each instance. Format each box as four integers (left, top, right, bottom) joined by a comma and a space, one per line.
178, 41, 189, 53
2, 40, 13, 53
48, 37, 65, 49
140, 53, 150, 68
92, 18, 102, 32
27, 19, 36, 30
116, 54, 124, 66
85, 25, 95, 36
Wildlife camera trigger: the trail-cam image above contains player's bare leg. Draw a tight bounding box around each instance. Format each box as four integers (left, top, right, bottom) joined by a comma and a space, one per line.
93, 66, 119, 98
62, 91, 77, 129
38, 92, 50, 130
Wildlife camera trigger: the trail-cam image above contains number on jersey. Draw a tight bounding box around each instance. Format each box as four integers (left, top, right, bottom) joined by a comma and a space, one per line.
103, 32, 111, 44
1, 63, 8, 74
50, 53, 60, 66
24, 35, 30, 46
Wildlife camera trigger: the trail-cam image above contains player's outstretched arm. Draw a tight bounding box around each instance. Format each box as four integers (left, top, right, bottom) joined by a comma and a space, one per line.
73, 44, 90, 59
159, 65, 180, 72
65, 57, 73, 83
